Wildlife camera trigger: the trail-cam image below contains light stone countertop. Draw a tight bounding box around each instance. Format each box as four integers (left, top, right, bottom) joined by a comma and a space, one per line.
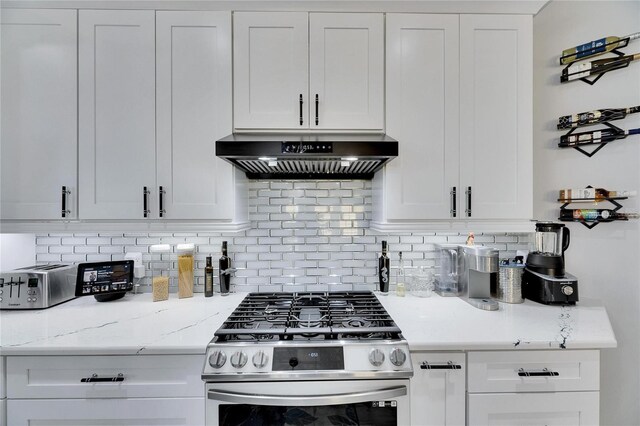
0, 291, 616, 356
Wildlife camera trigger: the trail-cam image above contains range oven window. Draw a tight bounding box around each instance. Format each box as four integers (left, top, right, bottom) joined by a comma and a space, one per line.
219, 402, 398, 426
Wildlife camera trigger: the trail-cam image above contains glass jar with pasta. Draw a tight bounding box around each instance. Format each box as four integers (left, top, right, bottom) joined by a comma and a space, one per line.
176, 243, 195, 299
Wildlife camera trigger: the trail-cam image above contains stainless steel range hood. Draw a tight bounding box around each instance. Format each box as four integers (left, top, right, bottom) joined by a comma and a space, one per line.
216, 133, 398, 179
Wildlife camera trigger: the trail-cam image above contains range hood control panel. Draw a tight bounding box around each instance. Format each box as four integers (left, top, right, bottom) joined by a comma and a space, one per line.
282, 142, 333, 154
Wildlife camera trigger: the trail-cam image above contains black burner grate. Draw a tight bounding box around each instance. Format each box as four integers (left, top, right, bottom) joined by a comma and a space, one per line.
214, 291, 403, 342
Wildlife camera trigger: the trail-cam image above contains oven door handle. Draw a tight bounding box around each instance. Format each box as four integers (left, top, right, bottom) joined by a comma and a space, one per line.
207, 386, 407, 406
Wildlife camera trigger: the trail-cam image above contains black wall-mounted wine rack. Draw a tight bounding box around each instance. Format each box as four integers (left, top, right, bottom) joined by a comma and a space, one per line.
560, 37, 633, 86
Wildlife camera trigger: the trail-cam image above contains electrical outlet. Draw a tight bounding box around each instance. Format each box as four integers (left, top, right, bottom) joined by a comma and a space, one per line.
124, 252, 145, 278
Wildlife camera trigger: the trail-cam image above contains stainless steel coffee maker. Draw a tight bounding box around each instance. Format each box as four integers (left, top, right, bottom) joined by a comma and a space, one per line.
459, 246, 500, 311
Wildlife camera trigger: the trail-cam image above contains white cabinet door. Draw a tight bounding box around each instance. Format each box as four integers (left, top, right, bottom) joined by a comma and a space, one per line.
309, 13, 384, 130
459, 15, 532, 220
468, 392, 599, 426
233, 12, 308, 129
79, 10, 156, 219
156, 11, 238, 220
384, 14, 459, 220
1, 9, 77, 220
410, 352, 465, 426
7, 397, 204, 426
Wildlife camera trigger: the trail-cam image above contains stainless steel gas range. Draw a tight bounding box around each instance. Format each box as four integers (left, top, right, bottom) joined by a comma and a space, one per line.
202, 291, 413, 426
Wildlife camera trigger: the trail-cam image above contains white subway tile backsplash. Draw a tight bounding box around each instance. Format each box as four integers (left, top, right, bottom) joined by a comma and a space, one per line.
35, 180, 531, 293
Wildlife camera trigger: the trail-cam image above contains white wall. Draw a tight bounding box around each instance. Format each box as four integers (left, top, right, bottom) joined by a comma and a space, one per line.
534, 2, 640, 424
0, 234, 36, 270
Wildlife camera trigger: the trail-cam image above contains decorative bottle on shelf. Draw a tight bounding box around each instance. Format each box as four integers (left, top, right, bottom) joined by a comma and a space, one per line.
204, 256, 214, 297
378, 241, 390, 295
557, 106, 640, 129
219, 241, 231, 296
559, 188, 637, 201
396, 252, 406, 297
560, 32, 640, 65
560, 209, 640, 222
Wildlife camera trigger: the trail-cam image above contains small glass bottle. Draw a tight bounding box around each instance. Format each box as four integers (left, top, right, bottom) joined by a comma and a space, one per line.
204, 256, 214, 297
219, 241, 231, 296
396, 251, 406, 297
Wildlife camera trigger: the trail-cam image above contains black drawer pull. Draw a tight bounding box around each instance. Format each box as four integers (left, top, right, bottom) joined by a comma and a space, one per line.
61, 186, 71, 218
450, 186, 457, 218
299, 94, 304, 125
315, 94, 319, 125
517, 368, 559, 377
420, 361, 462, 370
81, 373, 125, 383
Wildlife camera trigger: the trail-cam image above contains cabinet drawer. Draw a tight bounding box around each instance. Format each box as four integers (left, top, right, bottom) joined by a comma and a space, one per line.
7, 355, 204, 399
7, 397, 204, 426
468, 391, 599, 425
468, 350, 599, 393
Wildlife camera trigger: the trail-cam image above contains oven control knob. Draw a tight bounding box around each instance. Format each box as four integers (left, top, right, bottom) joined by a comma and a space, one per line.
252, 351, 269, 369
389, 348, 407, 366
369, 349, 385, 367
230, 351, 248, 369
208, 350, 227, 369
562, 285, 574, 296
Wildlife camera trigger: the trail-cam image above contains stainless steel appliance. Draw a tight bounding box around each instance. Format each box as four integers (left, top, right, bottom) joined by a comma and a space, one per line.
459, 246, 500, 311
215, 133, 398, 179
202, 291, 412, 426
523, 222, 578, 305
0, 264, 77, 310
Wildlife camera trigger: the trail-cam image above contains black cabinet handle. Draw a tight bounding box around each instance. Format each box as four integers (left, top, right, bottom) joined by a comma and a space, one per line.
159, 186, 166, 218
81, 373, 125, 383
450, 186, 457, 218
465, 186, 472, 217
61, 186, 71, 218
143, 187, 151, 218
315, 94, 319, 125
517, 368, 559, 377
420, 361, 462, 370
299, 94, 303, 125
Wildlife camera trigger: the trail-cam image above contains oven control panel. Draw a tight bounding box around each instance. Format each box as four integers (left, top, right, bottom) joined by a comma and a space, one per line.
203, 343, 412, 378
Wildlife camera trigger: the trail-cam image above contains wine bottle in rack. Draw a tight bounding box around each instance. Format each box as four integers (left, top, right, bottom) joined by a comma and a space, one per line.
560, 209, 640, 222
559, 127, 640, 147
559, 188, 637, 201
560, 32, 640, 65
561, 53, 640, 82
557, 106, 640, 129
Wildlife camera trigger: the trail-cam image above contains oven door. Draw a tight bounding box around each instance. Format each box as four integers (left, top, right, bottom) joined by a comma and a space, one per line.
206, 379, 410, 426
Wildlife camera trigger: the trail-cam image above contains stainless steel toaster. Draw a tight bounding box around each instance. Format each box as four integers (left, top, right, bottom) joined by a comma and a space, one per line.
0, 264, 77, 310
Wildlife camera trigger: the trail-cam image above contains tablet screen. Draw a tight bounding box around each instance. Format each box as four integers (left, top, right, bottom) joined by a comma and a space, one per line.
76, 261, 134, 297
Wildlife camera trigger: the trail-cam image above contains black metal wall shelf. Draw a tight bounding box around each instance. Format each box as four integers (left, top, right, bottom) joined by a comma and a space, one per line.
557, 195, 627, 229
560, 37, 632, 86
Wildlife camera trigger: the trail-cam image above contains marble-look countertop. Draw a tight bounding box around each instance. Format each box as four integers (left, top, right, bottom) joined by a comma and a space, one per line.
0, 292, 616, 356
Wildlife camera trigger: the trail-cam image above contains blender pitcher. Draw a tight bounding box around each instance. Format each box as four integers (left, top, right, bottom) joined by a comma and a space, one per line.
534, 222, 570, 257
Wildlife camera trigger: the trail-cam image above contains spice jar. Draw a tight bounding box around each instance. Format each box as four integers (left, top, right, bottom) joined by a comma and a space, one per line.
176, 243, 195, 299
150, 244, 171, 302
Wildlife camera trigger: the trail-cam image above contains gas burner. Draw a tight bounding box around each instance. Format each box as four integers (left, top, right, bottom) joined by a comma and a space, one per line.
341, 317, 372, 329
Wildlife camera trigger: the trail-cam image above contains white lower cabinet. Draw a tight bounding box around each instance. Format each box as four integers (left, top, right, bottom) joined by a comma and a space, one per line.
410, 352, 465, 426
8, 398, 204, 426
467, 350, 600, 426
6, 355, 204, 426
467, 392, 599, 426
0, 400, 5, 426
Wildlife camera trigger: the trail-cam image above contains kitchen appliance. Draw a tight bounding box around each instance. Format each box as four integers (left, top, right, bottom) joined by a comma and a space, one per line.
215, 133, 398, 179
523, 222, 578, 305
0, 264, 77, 310
434, 244, 461, 296
459, 246, 500, 311
202, 291, 412, 426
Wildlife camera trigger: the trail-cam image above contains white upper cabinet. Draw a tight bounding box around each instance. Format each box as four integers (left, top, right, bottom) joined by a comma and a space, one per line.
233, 12, 308, 130
233, 12, 384, 130
309, 13, 384, 130
459, 14, 532, 220
78, 10, 156, 220
1, 9, 78, 220
156, 11, 242, 220
381, 14, 460, 221
374, 13, 532, 229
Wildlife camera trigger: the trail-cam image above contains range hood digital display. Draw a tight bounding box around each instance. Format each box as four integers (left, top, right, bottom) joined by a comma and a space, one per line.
216, 133, 398, 179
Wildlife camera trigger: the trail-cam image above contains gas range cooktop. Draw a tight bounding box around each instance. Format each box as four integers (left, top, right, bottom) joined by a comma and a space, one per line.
215, 291, 403, 342
202, 291, 413, 382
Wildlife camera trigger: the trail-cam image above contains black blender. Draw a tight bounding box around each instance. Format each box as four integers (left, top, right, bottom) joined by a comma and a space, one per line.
522, 222, 578, 305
